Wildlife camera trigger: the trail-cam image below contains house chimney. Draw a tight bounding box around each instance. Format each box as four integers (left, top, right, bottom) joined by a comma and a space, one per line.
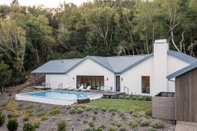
153, 39, 169, 95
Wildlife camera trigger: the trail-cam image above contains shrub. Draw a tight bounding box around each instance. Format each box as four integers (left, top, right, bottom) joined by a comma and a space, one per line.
94, 110, 98, 114
144, 96, 152, 101
26, 104, 34, 109
92, 115, 96, 121
132, 113, 138, 117
101, 107, 106, 112
52, 105, 59, 109
138, 117, 147, 123
140, 119, 149, 126
119, 95, 124, 99
147, 127, 157, 131
7, 118, 18, 131
107, 125, 116, 131
38, 107, 44, 111
145, 108, 152, 116
129, 119, 138, 129
116, 120, 123, 127
138, 96, 144, 100
106, 96, 110, 99
132, 96, 137, 100
77, 108, 84, 113
109, 107, 115, 112
69, 107, 76, 114
57, 119, 67, 131
125, 96, 130, 100
50, 108, 61, 115
66, 105, 72, 110
83, 126, 93, 131
36, 111, 46, 117
93, 106, 98, 111
78, 104, 86, 109
88, 121, 94, 127
6, 100, 17, 111
138, 113, 147, 118
41, 117, 49, 121
119, 125, 127, 131
12, 110, 20, 117
85, 106, 92, 111
22, 112, 29, 121
111, 111, 116, 116
23, 122, 35, 131
25, 109, 33, 114
72, 104, 78, 109
83, 119, 88, 123
128, 109, 134, 114
151, 120, 164, 129
110, 120, 115, 125
0, 112, 5, 126
31, 118, 41, 128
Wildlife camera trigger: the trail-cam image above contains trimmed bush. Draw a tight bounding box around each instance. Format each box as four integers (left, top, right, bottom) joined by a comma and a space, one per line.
69, 107, 76, 114
145, 108, 152, 116
125, 96, 130, 100
132, 113, 138, 117
129, 119, 138, 129
119, 95, 124, 99
77, 108, 84, 113
92, 115, 96, 121
128, 109, 134, 114
101, 107, 106, 112
144, 96, 152, 101
107, 125, 116, 131
109, 107, 115, 112
138, 96, 144, 100
138, 113, 147, 118
140, 119, 149, 126
132, 96, 137, 100
26, 109, 34, 114
7, 118, 18, 131
23, 122, 35, 131
88, 121, 94, 127
147, 127, 157, 131
78, 104, 86, 109
138, 117, 147, 123
83, 126, 93, 131
116, 120, 123, 127
100, 123, 106, 129
151, 120, 164, 129
85, 106, 92, 111
41, 117, 49, 121
0, 112, 5, 126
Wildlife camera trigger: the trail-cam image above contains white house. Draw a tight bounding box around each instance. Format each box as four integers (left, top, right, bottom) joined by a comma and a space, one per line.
31, 39, 197, 96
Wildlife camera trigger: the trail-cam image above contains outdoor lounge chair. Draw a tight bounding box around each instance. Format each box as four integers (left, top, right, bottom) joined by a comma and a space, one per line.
74, 85, 84, 92
67, 85, 76, 91
81, 86, 91, 92
62, 85, 69, 90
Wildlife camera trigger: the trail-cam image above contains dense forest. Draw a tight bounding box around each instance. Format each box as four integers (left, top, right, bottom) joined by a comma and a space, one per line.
0, 0, 197, 87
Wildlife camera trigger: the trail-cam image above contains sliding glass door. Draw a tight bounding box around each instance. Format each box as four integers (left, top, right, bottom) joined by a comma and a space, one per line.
77, 76, 104, 90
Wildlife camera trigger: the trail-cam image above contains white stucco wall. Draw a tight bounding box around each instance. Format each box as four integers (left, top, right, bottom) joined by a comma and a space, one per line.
167, 55, 191, 92
121, 57, 154, 95
67, 59, 115, 89
46, 74, 68, 89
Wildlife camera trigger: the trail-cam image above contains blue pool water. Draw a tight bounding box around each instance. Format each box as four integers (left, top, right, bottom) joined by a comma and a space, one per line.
25, 91, 93, 100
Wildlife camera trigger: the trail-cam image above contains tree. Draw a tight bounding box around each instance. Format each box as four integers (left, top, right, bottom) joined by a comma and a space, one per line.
0, 19, 26, 79
0, 61, 12, 93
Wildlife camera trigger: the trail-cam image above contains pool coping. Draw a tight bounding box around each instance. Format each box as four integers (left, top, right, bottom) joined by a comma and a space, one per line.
15, 90, 103, 105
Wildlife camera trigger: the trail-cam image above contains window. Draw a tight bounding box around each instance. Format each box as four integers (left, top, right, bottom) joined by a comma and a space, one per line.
142, 76, 150, 94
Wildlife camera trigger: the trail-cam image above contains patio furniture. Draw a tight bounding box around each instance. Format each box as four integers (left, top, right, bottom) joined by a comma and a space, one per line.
81, 86, 91, 92
67, 85, 76, 91
62, 85, 69, 90
74, 85, 84, 92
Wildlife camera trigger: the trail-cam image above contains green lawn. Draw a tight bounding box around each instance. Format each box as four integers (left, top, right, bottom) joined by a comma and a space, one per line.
85, 98, 151, 113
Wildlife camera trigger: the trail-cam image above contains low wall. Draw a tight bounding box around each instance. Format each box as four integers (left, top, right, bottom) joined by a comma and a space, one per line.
152, 92, 175, 120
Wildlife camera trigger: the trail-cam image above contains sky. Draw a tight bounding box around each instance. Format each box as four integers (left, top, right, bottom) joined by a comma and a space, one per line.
0, 0, 90, 8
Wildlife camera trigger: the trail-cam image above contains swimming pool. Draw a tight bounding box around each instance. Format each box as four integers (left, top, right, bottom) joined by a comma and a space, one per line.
15, 90, 102, 105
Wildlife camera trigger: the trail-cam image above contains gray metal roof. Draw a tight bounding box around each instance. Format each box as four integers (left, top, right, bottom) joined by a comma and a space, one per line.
167, 61, 197, 80
31, 58, 83, 74
167, 50, 197, 64
32, 50, 197, 75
